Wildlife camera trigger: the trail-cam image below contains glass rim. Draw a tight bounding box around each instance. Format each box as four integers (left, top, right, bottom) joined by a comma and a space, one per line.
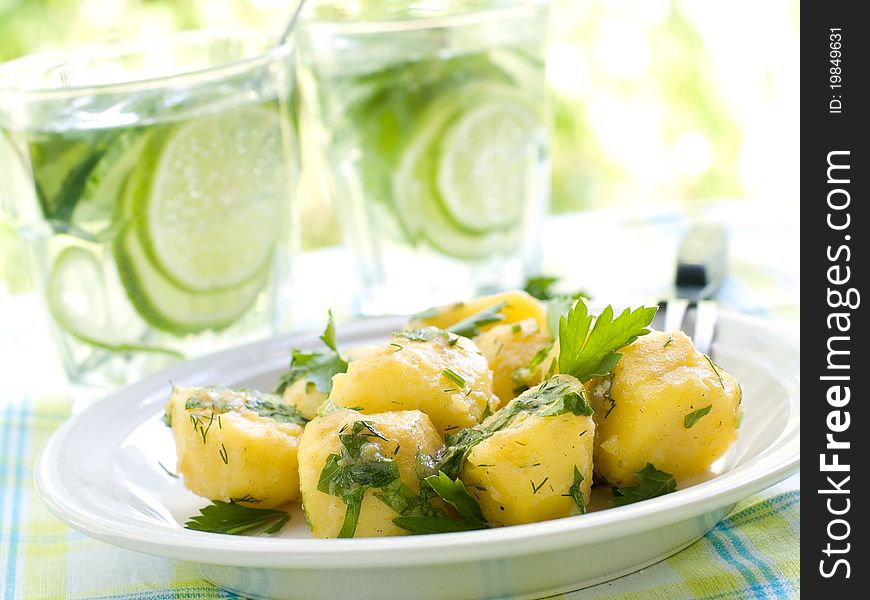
302, 0, 549, 32
0, 29, 293, 101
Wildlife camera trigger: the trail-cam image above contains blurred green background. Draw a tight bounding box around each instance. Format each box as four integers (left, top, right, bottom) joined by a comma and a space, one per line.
0, 0, 799, 291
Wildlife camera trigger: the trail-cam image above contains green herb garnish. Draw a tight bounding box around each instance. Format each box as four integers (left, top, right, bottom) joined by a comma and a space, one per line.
392, 472, 488, 534
684, 404, 713, 428
245, 395, 309, 425
184, 500, 289, 535
391, 515, 487, 534
704, 355, 726, 389
184, 388, 308, 427
524, 275, 591, 302
524, 275, 560, 300
275, 310, 348, 395
447, 302, 506, 337
512, 342, 554, 391
373, 478, 442, 521
158, 461, 178, 478
317, 420, 402, 538
524, 275, 592, 336
568, 466, 586, 514
316, 421, 486, 536
442, 368, 466, 389
612, 463, 677, 507
424, 472, 486, 525
558, 299, 657, 382
530, 477, 549, 494
434, 377, 591, 478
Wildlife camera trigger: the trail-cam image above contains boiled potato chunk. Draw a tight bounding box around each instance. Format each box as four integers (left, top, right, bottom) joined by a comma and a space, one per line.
410, 290, 548, 334
281, 379, 327, 421
329, 328, 498, 436
473, 318, 552, 409
588, 330, 742, 487
298, 409, 442, 538
166, 386, 305, 508
280, 345, 380, 420
459, 375, 595, 526
511, 338, 560, 392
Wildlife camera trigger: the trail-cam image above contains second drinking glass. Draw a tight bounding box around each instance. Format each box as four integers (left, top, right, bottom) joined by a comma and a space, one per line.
298, 0, 551, 314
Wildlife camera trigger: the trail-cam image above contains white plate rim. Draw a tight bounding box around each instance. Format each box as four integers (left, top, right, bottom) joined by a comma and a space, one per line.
36, 311, 800, 568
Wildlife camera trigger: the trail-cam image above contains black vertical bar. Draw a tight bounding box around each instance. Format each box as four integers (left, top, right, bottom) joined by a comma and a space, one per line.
803, 1, 867, 594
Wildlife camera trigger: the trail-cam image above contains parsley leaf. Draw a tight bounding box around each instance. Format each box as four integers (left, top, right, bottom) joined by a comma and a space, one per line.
316, 420, 401, 538
447, 302, 506, 337
684, 404, 713, 428
275, 311, 348, 395
524, 275, 591, 303
319, 309, 340, 351
568, 466, 586, 514
523, 275, 592, 336
524, 275, 561, 300
391, 515, 487, 534
374, 478, 442, 519
185, 500, 289, 535
558, 299, 657, 382
424, 472, 487, 526
317, 426, 489, 536
534, 389, 593, 417
611, 463, 677, 507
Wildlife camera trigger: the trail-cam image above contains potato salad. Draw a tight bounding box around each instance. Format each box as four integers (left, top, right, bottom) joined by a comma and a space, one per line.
170, 290, 742, 538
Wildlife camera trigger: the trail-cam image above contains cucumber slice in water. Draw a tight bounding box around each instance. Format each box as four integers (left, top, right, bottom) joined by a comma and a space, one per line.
115, 224, 269, 336
72, 130, 150, 237
393, 83, 537, 258
435, 99, 539, 233
394, 99, 500, 260
31, 139, 105, 222
47, 247, 181, 356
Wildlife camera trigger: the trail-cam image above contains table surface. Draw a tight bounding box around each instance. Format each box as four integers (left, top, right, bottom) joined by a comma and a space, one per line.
0, 199, 800, 599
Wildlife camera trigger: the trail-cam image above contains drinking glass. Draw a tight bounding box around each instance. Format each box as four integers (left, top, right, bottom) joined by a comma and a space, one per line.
0, 31, 299, 395
298, 0, 551, 314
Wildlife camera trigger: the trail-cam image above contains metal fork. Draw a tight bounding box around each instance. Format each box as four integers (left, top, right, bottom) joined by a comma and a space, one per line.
657, 223, 728, 356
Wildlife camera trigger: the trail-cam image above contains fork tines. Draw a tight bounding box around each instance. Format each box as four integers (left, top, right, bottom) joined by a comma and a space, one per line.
657, 299, 718, 357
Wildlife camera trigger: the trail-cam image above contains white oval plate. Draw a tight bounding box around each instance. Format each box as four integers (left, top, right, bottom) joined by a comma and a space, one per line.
37, 313, 799, 600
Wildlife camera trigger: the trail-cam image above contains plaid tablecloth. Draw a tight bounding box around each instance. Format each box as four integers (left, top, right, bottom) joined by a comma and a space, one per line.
0, 200, 800, 599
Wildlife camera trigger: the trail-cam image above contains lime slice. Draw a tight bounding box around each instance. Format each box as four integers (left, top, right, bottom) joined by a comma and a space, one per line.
436, 99, 539, 233
138, 105, 289, 292
115, 225, 268, 335
47, 247, 181, 356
